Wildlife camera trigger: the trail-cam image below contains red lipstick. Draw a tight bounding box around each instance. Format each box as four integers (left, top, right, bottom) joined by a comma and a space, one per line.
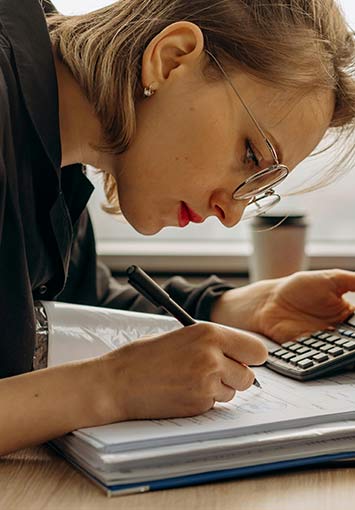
178, 202, 204, 227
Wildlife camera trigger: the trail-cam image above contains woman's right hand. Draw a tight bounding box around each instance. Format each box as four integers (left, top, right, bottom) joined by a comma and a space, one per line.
96, 322, 268, 424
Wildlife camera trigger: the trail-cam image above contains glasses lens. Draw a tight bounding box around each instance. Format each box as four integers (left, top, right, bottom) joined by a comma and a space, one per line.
241, 193, 280, 221
234, 165, 288, 200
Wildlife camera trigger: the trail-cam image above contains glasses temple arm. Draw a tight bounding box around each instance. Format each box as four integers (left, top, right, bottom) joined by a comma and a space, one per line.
205, 50, 279, 165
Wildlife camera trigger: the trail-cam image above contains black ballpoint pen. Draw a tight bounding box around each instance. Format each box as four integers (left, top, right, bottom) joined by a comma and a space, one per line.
126, 265, 261, 389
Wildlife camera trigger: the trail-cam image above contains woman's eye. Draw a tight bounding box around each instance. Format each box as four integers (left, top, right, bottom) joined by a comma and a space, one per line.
245, 140, 260, 168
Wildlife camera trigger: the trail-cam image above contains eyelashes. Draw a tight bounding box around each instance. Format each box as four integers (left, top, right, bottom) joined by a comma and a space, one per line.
245, 139, 260, 168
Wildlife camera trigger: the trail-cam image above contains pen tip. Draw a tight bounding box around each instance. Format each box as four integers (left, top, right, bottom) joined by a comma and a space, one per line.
253, 378, 262, 389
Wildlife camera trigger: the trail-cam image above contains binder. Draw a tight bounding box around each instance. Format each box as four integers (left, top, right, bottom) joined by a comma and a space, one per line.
43, 301, 355, 496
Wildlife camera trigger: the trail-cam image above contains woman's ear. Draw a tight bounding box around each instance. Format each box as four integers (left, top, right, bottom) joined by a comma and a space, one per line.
141, 22, 205, 92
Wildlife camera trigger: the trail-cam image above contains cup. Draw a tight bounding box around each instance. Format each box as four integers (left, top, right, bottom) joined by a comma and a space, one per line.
249, 214, 308, 282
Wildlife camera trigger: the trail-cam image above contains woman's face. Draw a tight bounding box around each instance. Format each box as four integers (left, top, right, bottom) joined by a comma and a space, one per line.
109, 58, 334, 235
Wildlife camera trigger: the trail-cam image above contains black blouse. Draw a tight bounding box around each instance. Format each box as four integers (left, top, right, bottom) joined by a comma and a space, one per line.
0, 0, 235, 378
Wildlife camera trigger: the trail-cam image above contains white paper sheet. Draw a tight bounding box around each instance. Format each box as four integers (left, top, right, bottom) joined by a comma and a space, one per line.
74, 366, 355, 452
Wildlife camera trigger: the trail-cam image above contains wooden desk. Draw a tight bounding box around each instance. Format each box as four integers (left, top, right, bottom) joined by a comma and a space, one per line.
1, 446, 355, 510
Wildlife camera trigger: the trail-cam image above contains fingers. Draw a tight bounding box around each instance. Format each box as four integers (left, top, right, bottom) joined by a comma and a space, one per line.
217, 326, 268, 366
214, 383, 236, 403
214, 358, 256, 403
221, 356, 256, 390
325, 269, 355, 295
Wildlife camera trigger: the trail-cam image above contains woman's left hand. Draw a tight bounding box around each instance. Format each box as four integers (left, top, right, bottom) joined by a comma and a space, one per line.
211, 269, 355, 344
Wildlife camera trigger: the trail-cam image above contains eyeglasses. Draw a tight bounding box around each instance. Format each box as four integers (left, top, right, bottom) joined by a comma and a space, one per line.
205, 50, 289, 220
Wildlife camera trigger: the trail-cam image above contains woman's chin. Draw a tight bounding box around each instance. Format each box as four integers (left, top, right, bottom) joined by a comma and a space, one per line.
121, 206, 166, 235
131, 220, 164, 236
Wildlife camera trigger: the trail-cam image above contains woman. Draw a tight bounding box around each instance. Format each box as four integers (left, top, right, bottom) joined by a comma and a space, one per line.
1, 0, 355, 455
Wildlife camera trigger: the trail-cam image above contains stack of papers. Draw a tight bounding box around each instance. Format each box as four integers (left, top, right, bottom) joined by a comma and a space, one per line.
43, 302, 355, 496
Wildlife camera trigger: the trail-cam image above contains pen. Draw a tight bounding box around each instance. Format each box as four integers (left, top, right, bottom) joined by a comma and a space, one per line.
126, 265, 261, 389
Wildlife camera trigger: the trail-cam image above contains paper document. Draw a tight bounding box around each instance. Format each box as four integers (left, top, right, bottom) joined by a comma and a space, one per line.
75, 367, 355, 452
43, 301, 355, 451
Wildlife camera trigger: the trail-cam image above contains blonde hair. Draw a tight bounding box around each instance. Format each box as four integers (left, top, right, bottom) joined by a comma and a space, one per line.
47, 0, 355, 212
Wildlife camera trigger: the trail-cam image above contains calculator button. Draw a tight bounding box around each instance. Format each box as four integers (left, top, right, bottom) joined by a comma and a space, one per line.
291, 350, 318, 364
314, 332, 331, 340
311, 331, 327, 337
312, 341, 325, 349
326, 335, 342, 343
319, 344, 334, 353
296, 359, 314, 369
334, 338, 349, 347
281, 341, 296, 349
312, 352, 329, 363
328, 347, 344, 357
343, 341, 355, 351
281, 352, 296, 361
288, 343, 303, 352
340, 330, 354, 337
295, 346, 312, 355
273, 349, 289, 358
268, 347, 281, 355
297, 336, 311, 344
302, 338, 318, 346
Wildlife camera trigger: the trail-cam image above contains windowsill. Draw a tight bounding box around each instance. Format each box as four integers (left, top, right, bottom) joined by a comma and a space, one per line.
97, 240, 355, 273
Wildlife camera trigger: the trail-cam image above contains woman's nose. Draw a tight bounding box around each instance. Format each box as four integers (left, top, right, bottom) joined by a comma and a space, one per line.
210, 190, 247, 227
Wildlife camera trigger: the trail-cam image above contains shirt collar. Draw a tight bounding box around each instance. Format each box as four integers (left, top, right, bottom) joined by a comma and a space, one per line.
0, 0, 62, 173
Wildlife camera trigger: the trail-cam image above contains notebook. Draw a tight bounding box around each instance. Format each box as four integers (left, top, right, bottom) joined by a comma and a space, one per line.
43, 301, 355, 496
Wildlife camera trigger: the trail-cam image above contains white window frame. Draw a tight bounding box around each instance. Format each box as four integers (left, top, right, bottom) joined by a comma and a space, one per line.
97, 240, 355, 273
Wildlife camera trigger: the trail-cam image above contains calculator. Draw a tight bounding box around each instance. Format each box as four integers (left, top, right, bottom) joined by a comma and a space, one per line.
266, 312, 355, 380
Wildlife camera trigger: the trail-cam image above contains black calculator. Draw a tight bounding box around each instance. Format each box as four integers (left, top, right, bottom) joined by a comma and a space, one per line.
266, 313, 355, 380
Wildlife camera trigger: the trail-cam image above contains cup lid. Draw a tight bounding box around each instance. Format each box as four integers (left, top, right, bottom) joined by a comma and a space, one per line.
251, 213, 307, 227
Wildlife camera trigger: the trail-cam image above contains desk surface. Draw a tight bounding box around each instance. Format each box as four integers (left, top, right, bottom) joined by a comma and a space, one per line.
1, 446, 355, 510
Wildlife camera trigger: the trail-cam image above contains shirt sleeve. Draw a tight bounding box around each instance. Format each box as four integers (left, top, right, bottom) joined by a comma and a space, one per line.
97, 262, 236, 321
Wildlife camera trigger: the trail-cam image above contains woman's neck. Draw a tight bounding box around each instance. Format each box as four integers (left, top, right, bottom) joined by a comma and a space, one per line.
52, 48, 103, 168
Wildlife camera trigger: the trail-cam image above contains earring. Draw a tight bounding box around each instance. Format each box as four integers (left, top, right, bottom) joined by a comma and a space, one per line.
143, 85, 156, 98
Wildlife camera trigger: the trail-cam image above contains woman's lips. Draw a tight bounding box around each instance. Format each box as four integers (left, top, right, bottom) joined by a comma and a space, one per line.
178, 202, 204, 227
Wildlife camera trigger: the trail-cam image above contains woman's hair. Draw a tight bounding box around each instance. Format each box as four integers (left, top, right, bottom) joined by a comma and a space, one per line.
47, 0, 355, 212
